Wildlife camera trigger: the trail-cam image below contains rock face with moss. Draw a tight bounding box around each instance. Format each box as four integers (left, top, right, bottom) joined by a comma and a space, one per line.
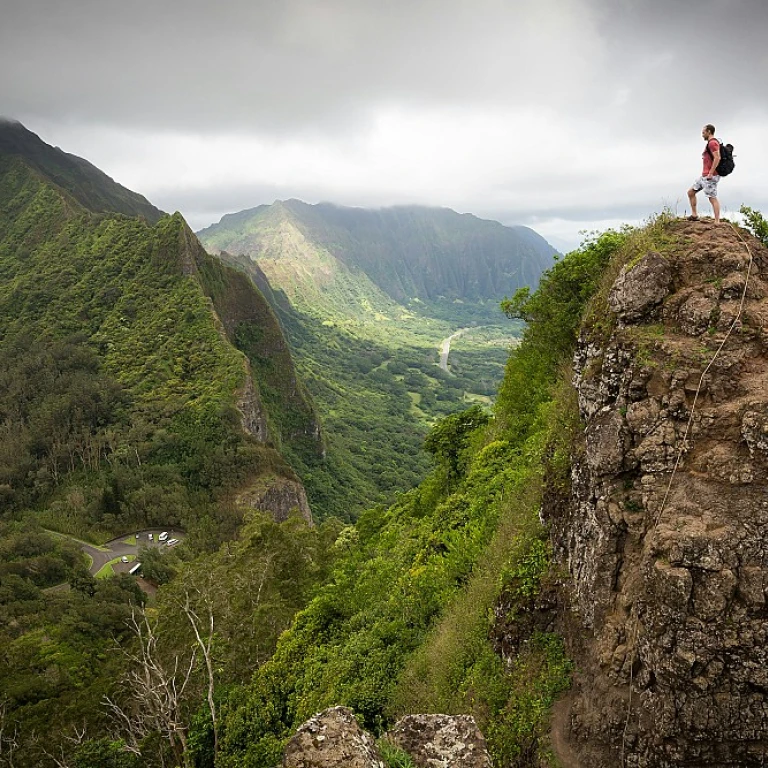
282, 707, 384, 768
548, 220, 768, 766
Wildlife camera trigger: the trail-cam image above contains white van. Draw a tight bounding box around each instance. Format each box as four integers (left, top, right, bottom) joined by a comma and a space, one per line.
159, 531, 168, 542
148, 533, 154, 541
166, 538, 179, 548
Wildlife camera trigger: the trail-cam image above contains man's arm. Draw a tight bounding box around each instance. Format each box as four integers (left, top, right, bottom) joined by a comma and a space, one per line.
707, 143, 721, 178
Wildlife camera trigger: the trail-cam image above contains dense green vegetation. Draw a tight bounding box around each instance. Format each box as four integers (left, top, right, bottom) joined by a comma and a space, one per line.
210, 225, 638, 767
215, 241, 527, 520
0, 514, 338, 768
0, 146, 334, 765
2, 202, 680, 767
199, 200, 553, 519
0, 155, 307, 544
0, 521, 145, 767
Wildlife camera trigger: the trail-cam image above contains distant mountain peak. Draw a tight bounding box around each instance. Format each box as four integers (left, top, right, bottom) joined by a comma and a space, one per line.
198, 199, 557, 307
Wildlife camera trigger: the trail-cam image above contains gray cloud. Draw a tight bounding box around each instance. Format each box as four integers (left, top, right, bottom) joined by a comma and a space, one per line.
3, 0, 767, 246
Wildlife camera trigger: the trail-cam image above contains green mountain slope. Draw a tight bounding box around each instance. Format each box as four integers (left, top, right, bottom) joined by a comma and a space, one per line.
214, 222, 639, 768
0, 118, 164, 223
0, 138, 318, 539
198, 199, 556, 307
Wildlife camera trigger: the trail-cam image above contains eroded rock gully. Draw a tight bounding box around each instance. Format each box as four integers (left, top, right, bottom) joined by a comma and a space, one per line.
546, 221, 768, 767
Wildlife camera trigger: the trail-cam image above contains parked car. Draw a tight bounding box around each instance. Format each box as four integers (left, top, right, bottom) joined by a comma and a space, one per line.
166, 538, 179, 547
148, 533, 154, 541
159, 531, 168, 542
121, 556, 129, 563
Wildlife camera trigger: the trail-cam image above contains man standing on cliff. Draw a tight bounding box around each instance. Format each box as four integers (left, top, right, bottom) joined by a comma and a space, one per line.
687, 124, 721, 223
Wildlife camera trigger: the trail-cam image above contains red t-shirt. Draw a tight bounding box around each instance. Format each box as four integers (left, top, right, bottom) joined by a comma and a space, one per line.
702, 138, 720, 175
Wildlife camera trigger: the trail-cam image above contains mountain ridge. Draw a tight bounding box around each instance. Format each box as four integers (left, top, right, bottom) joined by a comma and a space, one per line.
198, 198, 557, 309
0, 125, 320, 532
0, 118, 164, 223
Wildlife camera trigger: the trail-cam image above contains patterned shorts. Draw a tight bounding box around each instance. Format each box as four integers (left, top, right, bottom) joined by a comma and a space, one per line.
692, 175, 720, 198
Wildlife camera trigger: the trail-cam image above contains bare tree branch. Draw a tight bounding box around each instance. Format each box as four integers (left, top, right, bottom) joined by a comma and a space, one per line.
182, 592, 219, 757
103, 605, 196, 766
0, 697, 21, 768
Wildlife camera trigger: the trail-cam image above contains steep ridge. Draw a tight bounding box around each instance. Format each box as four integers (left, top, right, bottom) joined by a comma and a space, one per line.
200, 201, 412, 322
547, 220, 768, 766
0, 119, 164, 223
0, 130, 318, 530
198, 199, 556, 310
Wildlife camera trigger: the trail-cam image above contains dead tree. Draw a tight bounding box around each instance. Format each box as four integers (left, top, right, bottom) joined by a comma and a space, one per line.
104, 607, 195, 766
181, 591, 218, 758
0, 698, 20, 768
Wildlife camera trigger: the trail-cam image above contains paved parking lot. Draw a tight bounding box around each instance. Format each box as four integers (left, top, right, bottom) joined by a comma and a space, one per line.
80, 528, 185, 576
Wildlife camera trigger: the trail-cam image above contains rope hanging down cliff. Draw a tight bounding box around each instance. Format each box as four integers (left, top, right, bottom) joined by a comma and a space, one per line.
655, 222, 755, 524
621, 221, 755, 768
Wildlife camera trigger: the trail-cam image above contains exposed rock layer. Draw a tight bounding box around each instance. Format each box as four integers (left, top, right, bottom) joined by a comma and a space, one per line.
547, 220, 768, 767
238, 476, 313, 525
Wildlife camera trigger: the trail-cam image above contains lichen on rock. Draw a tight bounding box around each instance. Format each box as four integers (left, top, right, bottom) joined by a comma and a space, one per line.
384, 714, 493, 768
282, 707, 384, 768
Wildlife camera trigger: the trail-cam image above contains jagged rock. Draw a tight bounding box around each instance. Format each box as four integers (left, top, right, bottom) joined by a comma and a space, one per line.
238, 476, 313, 525
742, 409, 768, 460
608, 251, 671, 322
385, 715, 493, 768
625, 397, 660, 436
584, 409, 626, 475
283, 707, 384, 768
547, 221, 768, 767
677, 290, 718, 335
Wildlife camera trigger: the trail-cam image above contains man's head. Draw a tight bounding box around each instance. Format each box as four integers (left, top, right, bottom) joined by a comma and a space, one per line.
702, 124, 716, 139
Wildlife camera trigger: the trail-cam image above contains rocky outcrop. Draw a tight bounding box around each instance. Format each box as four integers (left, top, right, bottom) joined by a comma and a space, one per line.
283, 707, 384, 768
236, 366, 269, 442
608, 251, 672, 323
282, 710, 494, 768
385, 714, 493, 768
238, 475, 313, 525
547, 220, 768, 766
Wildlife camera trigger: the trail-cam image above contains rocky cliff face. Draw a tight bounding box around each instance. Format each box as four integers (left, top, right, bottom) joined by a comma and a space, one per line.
238, 475, 313, 526
547, 220, 768, 766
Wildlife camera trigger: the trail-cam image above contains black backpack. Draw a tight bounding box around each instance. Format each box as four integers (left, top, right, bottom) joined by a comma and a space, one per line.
707, 140, 735, 176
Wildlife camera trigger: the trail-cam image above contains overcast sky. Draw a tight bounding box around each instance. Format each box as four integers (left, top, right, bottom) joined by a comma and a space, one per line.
3, 0, 766, 250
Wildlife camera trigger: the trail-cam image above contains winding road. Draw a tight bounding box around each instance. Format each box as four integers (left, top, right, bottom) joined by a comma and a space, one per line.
438, 329, 467, 372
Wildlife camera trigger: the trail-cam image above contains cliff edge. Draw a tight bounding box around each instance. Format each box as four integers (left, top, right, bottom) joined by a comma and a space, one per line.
548, 219, 768, 766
